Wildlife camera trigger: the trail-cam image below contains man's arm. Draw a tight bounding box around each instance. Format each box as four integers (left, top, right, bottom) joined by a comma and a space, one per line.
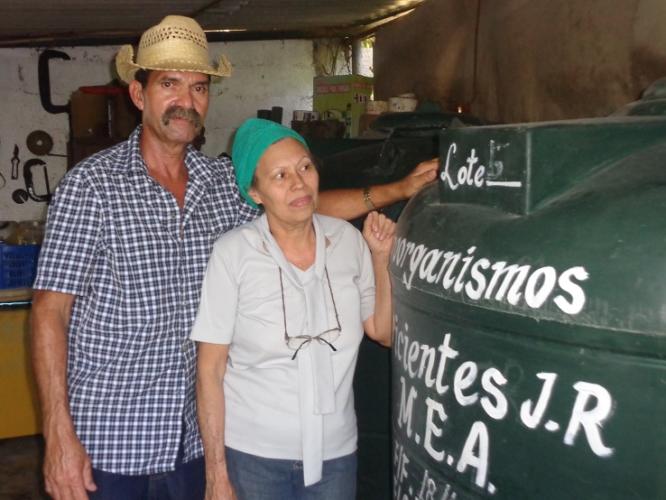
31, 290, 96, 500
317, 158, 439, 220
196, 342, 236, 500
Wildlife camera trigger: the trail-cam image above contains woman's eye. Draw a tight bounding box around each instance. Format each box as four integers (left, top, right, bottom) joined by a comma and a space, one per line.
275, 172, 284, 180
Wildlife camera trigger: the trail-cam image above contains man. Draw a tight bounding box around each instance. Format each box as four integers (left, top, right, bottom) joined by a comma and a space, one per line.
31, 15, 437, 500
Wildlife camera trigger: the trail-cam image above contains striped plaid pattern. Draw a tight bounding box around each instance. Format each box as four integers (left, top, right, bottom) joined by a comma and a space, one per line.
34, 127, 259, 474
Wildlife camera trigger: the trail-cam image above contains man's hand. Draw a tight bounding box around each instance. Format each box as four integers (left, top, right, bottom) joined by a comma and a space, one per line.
398, 158, 439, 199
317, 158, 439, 220
43, 428, 96, 500
205, 474, 237, 500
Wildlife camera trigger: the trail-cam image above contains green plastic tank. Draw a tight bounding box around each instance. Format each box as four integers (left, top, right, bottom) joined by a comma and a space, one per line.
390, 116, 666, 499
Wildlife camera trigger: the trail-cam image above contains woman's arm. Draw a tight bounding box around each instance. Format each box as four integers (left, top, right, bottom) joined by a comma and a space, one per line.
361, 211, 396, 347
196, 342, 236, 500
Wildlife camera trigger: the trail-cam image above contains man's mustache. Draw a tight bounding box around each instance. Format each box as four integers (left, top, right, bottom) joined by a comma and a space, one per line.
161, 106, 203, 131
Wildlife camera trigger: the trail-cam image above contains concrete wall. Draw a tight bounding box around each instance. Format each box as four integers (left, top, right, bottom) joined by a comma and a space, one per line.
0, 40, 314, 221
374, 0, 666, 123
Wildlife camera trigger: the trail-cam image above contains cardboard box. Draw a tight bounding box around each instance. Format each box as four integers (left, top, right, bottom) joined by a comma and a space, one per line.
110, 93, 140, 139
70, 90, 109, 139
358, 113, 380, 137
313, 75, 373, 138
70, 88, 139, 140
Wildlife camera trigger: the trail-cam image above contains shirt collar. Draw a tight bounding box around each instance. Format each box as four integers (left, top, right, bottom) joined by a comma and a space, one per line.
256, 214, 327, 288
122, 125, 214, 187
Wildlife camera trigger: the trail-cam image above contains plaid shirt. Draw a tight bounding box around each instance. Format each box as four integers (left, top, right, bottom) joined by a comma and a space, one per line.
34, 127, 259, 474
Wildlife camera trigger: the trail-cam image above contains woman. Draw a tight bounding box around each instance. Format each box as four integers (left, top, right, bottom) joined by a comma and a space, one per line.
191, 118, 395, 499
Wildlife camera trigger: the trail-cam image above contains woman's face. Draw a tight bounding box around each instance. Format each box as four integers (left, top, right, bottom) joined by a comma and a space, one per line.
249, 137, 319, 226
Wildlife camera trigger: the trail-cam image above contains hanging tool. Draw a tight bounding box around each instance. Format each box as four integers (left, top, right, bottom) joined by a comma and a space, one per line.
38, 49, 71, 114
12, 158, 51, 204
12, 188, 28, 204
0, 138, 5, 189
24, 158, 52, 202
11, 144, 20, 180
26, 130, 67, 158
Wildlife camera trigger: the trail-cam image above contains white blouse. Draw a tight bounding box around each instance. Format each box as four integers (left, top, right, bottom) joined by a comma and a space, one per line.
190, 213, 375, 485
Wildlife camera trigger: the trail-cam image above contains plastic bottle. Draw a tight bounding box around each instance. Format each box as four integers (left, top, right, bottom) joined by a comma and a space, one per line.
344, 103, 352, 138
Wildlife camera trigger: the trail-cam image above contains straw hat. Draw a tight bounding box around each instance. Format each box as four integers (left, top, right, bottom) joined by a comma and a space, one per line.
116, 15, 232, 84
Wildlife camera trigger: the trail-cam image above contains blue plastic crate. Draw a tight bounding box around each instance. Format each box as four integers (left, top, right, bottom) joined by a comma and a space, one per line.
0, 243, 41, 289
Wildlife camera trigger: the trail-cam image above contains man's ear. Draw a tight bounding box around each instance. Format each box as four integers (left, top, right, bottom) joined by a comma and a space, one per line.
128, 80, 145, 111
248, 186, 262, 206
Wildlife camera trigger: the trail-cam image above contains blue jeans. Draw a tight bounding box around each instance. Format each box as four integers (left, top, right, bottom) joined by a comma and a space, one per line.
89, 456, 205, 500
226, 447, 357, 500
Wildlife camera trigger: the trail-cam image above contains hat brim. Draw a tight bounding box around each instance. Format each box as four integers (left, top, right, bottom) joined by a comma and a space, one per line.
115, 45, 232, 84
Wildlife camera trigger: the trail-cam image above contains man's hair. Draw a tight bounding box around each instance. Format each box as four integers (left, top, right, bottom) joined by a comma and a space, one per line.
134, 69, 152, 87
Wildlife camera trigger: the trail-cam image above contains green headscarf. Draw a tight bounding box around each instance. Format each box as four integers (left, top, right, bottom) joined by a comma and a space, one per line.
232, 118, 309, 208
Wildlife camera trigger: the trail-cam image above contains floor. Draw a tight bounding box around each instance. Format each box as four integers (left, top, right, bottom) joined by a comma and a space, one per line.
0, 435, 48, 500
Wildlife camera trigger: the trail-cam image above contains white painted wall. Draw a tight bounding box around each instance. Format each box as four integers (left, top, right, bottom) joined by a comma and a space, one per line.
210, 40, 314, 155
0, 40, 314, 222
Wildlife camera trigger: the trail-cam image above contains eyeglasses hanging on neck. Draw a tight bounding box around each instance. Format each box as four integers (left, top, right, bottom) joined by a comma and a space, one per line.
279, 266, 341, 360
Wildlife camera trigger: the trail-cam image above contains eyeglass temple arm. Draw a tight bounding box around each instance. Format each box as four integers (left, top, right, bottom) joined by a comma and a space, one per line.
279, 268, 289, 340
324, 268, 341, 327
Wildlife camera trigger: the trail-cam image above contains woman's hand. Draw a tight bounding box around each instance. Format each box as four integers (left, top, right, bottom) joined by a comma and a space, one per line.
362, 211, 396, 346
362, 211, 396, 257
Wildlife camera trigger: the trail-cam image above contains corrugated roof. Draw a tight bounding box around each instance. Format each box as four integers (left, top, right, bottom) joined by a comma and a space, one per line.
0, 0, 424, 46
